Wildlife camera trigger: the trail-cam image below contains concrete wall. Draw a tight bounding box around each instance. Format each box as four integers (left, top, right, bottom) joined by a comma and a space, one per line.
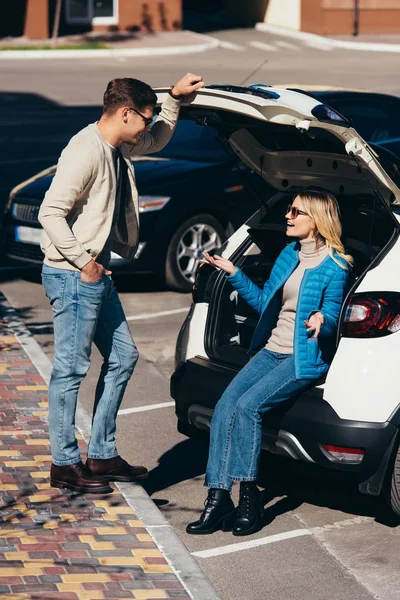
24, 0, 49, 39
91, 1, 182, 32
302, 0, 400, 35
263, 0, 302, 30
259, 0, 400, 34
110, 0, 182, 32
8, 0, 183, 40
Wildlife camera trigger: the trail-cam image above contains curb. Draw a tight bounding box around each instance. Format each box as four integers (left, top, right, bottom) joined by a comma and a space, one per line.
0, 30, 220, 60
1, 291, 222, 600
255, 22, 400, 53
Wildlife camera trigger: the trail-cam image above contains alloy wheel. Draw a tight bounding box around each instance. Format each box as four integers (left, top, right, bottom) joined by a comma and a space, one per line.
176, 222, 222, 284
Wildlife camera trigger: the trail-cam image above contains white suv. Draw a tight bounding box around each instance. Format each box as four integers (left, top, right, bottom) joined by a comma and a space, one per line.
168, 84, 400, 516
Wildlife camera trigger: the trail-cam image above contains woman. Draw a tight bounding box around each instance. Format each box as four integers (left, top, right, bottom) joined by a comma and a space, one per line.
187, 190, 352, 537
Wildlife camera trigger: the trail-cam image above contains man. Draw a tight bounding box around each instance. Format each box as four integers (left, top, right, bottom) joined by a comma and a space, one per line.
39, 73, 204, 494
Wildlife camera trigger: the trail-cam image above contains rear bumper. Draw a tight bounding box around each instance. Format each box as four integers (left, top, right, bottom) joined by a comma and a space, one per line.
171, 356, 398, 493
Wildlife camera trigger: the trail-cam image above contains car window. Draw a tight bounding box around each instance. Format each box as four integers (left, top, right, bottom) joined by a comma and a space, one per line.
376, 138, 400, 160
369, 143, 400, 194
153, 119, 229, 162
324, 97, 400, 143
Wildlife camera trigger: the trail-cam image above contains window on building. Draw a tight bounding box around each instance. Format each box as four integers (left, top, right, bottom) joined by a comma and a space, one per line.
93, 0, 114, 18
68, 0, 90, 20
66, 0, 118, 24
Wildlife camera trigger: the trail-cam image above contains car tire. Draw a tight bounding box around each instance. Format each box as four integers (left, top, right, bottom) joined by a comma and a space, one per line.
165, 213, 227, 293
384, 438, 400, 517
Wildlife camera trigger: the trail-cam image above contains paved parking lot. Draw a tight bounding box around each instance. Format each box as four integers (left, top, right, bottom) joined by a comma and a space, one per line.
1, 271, 399, 600
1, 28, 400, 598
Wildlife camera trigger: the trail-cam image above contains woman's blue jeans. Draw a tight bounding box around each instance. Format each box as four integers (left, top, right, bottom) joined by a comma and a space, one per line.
42, 265, 139, 466
205, 349, 314, 491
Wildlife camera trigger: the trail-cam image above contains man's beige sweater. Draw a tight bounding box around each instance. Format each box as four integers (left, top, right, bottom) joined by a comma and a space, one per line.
38, 94, 180, 271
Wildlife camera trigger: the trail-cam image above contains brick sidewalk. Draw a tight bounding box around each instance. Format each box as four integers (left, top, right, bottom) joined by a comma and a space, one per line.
0, 293, 191, 600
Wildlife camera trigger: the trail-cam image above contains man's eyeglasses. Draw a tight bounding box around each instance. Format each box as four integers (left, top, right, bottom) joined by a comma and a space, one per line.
129, 107, 153, 127
287, 204, 309, 219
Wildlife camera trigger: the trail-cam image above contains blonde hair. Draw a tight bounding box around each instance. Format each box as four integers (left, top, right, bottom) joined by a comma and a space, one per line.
296, 190, 353, 269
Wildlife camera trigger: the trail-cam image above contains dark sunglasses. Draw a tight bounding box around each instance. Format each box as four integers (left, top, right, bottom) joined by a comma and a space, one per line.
129, 107, 153, 127
287, 204, 309, 219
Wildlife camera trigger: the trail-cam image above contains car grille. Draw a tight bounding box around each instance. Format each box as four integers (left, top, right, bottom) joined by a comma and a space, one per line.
12, 203, 40, 224
6, 238, 44, 264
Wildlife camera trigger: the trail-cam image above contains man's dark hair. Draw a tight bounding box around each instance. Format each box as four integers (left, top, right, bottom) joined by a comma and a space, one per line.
103, 78, 157, 115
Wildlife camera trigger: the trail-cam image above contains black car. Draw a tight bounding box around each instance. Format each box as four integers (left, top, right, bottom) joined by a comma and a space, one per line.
3, 118, 264, 292
295, 88, 400, 157
4, 86, 400, 292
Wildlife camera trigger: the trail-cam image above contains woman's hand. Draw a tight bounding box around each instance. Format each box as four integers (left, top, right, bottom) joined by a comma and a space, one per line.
304, 312, 324, 338
200, 252, 237, 275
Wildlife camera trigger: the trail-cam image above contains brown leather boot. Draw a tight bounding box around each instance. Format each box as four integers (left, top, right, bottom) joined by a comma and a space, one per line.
86, 456, 148, 482
50, 462, 113, 494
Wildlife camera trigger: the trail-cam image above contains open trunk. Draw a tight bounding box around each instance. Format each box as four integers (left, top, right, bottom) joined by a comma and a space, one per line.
204, 190, 398, 369
165, 99, 400, 370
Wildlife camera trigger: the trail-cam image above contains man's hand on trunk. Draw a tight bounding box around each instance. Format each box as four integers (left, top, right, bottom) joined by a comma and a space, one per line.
171, 73, 204, 97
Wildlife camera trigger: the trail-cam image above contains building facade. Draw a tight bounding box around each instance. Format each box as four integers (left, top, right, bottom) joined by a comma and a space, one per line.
2, 0, 400, 40
2, 0, 182, 40
262, 0, 400, 36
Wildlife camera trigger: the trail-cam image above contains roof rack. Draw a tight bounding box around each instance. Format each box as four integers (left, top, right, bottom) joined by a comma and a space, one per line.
205, 84, 280, 101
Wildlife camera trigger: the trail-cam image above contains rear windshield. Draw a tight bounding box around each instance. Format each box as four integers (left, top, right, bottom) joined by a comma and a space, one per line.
370, 143, 400, 192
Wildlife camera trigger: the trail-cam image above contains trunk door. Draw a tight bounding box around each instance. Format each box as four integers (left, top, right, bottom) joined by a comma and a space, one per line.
156, 87, 400, 207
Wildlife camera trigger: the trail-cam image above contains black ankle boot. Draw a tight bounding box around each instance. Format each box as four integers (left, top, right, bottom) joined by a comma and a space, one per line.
186, 489, 236, 535
233, 482, 264, 536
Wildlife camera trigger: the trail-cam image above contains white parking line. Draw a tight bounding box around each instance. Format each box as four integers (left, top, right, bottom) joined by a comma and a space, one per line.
275, 40, 301, 51
126, 307, 189, 321
218, 40, 245, 52
192, 529, 312, 558
118, 401, 175, 415
249, 41, 278, 52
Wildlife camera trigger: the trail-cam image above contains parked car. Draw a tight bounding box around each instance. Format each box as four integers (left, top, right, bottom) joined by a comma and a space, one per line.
3, 118, 265, 292
285, 86, 400, 157
4, 86, 400, 292
170, 84, 400, 516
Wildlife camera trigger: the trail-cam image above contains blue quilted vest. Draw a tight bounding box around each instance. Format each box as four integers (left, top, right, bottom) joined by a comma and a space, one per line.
226, 241, 349, 380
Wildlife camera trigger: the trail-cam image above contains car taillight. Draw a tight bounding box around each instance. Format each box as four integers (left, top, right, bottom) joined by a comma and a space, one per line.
321, 444, 364, 463
342, 292, 400, 338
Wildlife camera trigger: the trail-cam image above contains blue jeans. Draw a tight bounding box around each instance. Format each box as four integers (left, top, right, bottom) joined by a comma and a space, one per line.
205, 349, 314, 491
42, 265, 139, 466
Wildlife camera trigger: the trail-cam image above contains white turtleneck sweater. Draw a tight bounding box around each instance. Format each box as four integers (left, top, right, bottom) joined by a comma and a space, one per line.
265, 239, 329, 354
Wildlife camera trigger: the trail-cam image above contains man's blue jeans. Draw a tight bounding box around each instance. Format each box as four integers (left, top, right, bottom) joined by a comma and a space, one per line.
42, 265, 138, 466
205, 349, 314, 491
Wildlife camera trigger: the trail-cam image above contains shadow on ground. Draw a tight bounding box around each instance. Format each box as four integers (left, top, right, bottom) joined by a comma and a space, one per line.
143, 434, 400, 528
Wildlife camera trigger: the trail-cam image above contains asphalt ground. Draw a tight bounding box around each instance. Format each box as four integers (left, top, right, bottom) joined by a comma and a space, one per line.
1, 27, 400, 599
1, 268, 399, 600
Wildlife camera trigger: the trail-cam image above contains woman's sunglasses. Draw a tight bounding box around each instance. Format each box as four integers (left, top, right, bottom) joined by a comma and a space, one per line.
287, 204, 309, 219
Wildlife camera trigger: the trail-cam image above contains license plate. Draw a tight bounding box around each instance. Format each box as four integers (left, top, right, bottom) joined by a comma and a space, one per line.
14, 226, 42, 245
